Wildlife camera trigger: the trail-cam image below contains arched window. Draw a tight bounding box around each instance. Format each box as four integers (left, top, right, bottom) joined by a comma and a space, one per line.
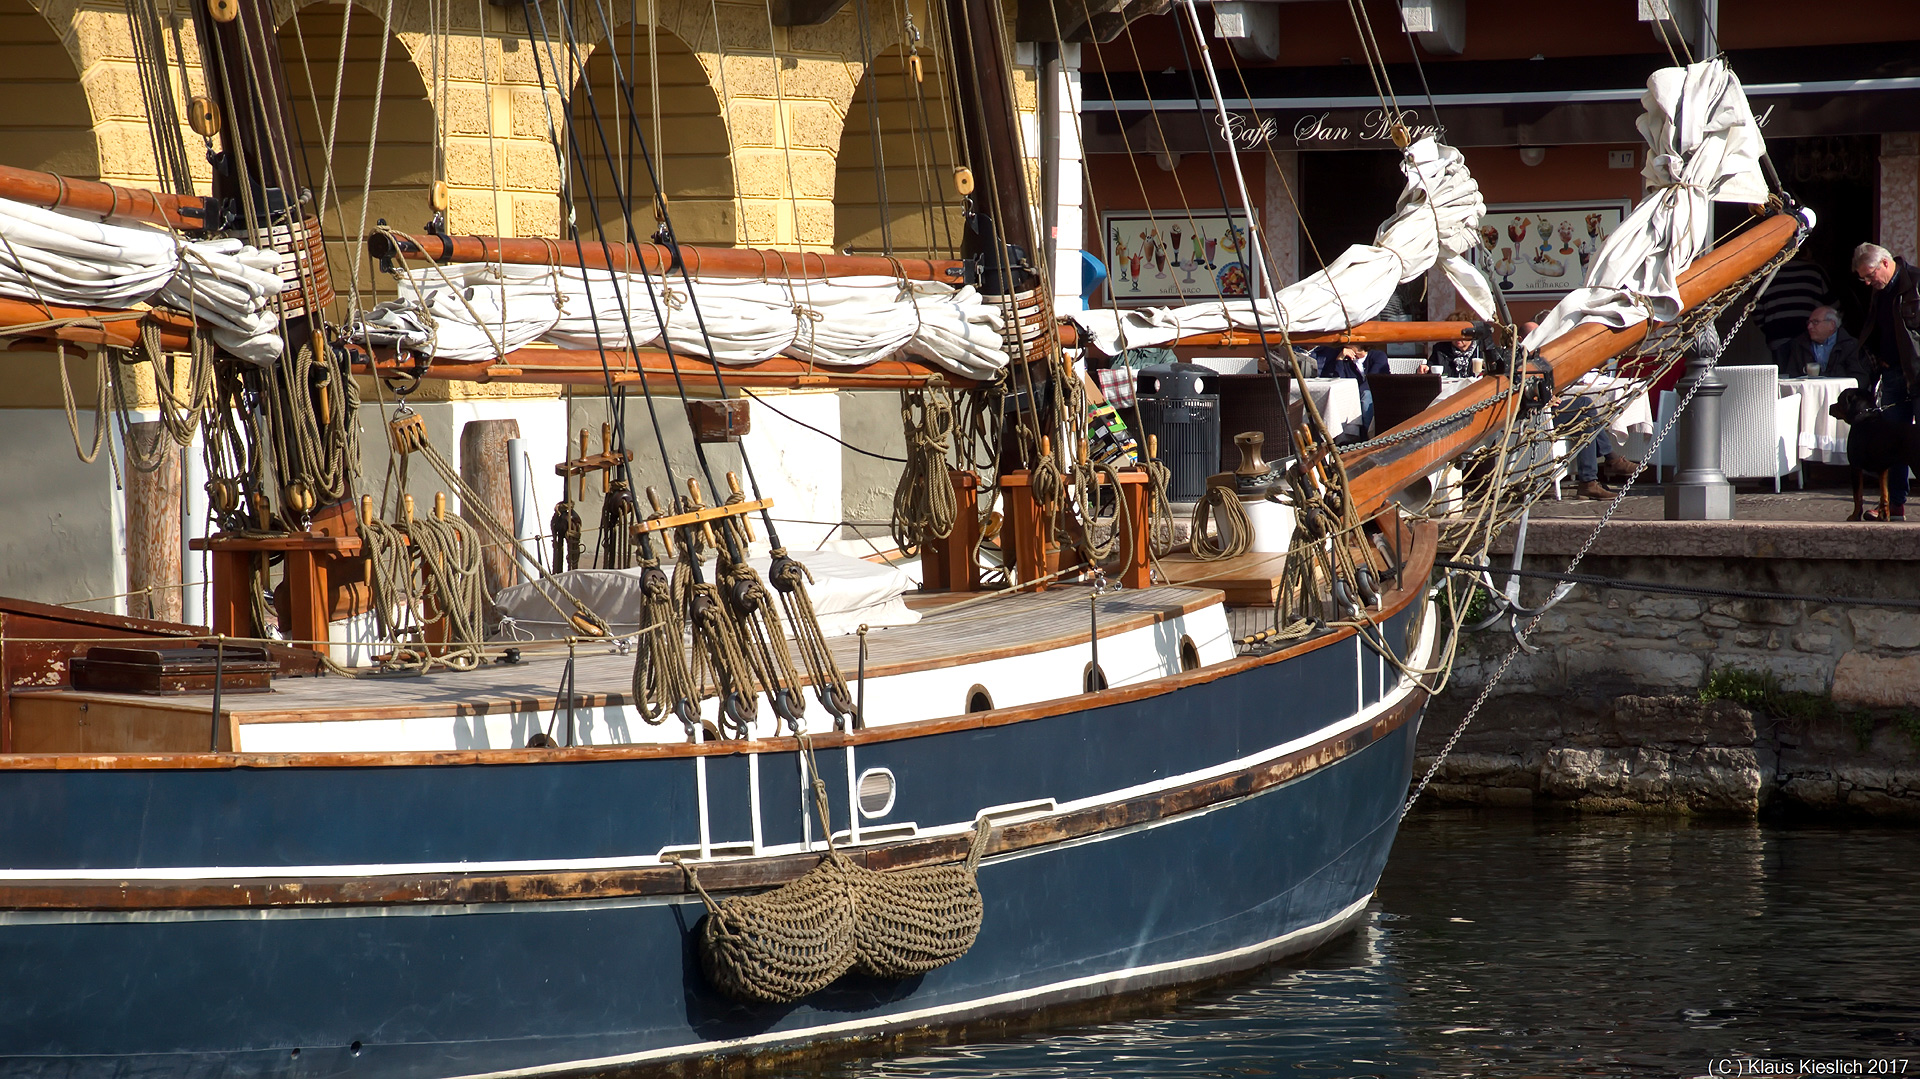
0, 0, 99, 179
571, 26, 733, 247
277, 2, 435, 309
833, 45, 961, 259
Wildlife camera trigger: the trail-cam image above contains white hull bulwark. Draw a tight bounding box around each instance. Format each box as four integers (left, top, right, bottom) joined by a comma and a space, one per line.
0, 527, 1442, 1077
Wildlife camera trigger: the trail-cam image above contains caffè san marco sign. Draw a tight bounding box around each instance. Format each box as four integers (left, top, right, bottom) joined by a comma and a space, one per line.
1082, 75, 1920, 154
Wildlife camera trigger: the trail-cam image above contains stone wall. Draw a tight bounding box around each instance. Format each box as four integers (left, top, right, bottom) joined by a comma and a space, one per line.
1418, 519, 1920, 819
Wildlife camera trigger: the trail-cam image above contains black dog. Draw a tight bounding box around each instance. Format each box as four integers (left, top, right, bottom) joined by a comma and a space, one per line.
1829, 387, 1920, 521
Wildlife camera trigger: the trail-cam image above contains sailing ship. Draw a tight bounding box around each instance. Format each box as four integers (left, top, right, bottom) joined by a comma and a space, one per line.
0, 0, 1802, 1071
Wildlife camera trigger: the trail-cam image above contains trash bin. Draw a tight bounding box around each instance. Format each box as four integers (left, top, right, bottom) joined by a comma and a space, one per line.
1136, 362, 1221, 502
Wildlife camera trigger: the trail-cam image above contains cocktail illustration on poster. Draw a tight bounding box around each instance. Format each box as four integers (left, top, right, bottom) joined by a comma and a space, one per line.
1100, 210, 1260, 304
1471, 200, 1630, 297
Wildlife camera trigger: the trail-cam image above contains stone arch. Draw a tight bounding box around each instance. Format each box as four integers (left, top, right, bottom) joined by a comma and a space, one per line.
0, 0, 99, 178
833, 43, 960, 259
570, 24, 733, 246
276, 0, 435, 304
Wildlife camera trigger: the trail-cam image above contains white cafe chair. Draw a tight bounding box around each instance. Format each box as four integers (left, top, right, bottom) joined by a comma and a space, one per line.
1653, 367, 1802, 491
1386, 357, 1426, 375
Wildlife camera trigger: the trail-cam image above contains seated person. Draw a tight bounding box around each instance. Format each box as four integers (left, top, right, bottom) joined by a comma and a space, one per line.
1313, 343, 1390, 433
1772, 306, 1865, 384
1421, 310, 1482, 376
1563, 394, 1636, 500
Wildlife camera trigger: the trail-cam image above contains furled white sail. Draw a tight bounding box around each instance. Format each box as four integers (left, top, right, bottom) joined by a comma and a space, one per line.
352, 265, 1012, 379
0, 196, 287, 363
1523, 59, 1770, 351
1068, 138, 1494, 356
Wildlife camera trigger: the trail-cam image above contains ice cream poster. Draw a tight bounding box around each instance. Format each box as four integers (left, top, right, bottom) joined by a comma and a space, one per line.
1099, 210, 1260, 305
1469, 200, 1630, 298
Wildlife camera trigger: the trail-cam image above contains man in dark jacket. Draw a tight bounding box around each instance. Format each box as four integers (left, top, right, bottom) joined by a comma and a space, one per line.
1313, 343, 1389, 433
1852, 243, 1920, 520
1774, 306, 1866, 383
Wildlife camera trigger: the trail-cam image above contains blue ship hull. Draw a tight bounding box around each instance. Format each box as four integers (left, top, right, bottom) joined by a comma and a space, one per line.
0, 598, 1430, 1078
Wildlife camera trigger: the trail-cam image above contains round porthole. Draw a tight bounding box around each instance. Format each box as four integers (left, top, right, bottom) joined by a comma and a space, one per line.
966, 685, 993, 713
1179, 634, 1201, 672
856, 768, 896, 818
1083, 662, 1108, 692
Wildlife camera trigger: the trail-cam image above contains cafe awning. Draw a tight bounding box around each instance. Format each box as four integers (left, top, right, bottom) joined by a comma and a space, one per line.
1084, 40, 1920, 151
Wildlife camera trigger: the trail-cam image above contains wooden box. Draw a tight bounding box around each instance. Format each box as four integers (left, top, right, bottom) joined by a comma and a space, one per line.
70, 645, 278, 696
686, 399, 751, 443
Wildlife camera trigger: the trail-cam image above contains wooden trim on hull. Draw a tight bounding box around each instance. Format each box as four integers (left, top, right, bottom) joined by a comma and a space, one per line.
0, 525, 1432, 774
0, 681, 1427, 911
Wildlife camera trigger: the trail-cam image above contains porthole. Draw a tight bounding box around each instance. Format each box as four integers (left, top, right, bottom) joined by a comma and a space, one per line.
856, 768, 897, 818
966, 685, 993, 713
1179, 634, 1201, 672
1083, 662, 1108, 692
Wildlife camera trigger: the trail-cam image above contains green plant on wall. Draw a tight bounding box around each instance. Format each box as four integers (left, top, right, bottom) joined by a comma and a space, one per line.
1704, 666, 1920, 752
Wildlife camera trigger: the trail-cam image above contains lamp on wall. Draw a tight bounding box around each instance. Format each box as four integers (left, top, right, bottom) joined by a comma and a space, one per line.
1518, 146, 1547, 167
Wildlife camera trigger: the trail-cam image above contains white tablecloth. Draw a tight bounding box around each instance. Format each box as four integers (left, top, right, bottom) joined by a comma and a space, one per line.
1780, 376, 1857, 463
1572, 373, 1655, 445
1302, 378, 1365, 440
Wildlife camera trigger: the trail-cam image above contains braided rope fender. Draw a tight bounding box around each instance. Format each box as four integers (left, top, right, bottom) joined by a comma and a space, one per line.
695, 820, 992, 1003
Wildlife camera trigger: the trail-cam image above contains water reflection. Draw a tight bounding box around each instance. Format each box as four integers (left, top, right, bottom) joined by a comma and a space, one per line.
783, 811, 1920, 1078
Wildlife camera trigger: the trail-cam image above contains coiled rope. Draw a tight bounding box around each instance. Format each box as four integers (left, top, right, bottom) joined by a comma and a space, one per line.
1190, 486, 1253, 561
404, 511, 484, 672
891, 380, 958, 556
629, 558, 697, 729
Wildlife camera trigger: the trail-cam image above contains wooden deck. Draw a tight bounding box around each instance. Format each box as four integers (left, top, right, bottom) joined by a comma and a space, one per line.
1156, 551, 1291, 605
9, 584, 1223, 746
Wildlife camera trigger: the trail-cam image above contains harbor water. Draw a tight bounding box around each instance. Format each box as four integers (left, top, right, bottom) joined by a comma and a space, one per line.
784, 810, 1920, 1078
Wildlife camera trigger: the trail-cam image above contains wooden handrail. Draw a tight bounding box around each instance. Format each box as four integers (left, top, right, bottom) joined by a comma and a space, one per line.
1341, 212, 1803, 520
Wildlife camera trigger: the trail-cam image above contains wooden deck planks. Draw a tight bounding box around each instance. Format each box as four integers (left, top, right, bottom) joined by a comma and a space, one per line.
14, 584, 1223, 728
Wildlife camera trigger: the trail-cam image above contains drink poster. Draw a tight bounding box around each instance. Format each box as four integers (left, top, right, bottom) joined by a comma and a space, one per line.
1099, 210, 1260, 305
1469, 200, 1631, 298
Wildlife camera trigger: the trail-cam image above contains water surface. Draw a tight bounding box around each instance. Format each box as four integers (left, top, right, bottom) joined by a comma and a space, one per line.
784, 811, 1920, 1078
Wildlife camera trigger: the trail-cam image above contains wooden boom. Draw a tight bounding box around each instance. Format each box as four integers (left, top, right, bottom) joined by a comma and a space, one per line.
1055, 320, 1477, 351
1341, 212, 1802, 521
349, 343, 978, 391
0, 163, 213, 232
367, 229, 964, 283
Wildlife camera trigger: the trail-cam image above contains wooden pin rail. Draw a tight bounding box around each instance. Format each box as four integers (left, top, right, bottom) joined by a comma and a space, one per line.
634, 496, 774, 537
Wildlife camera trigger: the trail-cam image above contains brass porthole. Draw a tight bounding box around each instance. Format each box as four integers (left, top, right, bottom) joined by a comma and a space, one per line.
966, 685, 993, 713
1083, 662, 1108, 692
1179, 634, 1201, 672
